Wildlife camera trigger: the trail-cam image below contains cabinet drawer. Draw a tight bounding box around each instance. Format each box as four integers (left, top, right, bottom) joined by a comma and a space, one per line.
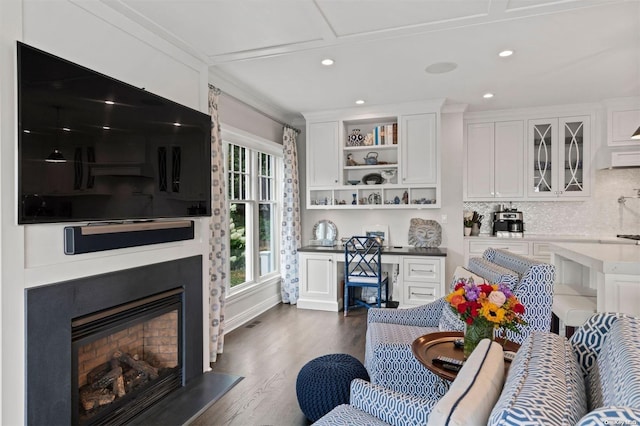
404, 284, 440, 305
468, 240, 529, 256
402, 258, 441, 282
532, 243, 551, 257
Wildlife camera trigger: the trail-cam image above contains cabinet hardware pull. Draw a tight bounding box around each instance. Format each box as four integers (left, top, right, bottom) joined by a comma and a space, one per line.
328, 259, 332, 262
411, 291, 434, 296
411, 268, 433, 273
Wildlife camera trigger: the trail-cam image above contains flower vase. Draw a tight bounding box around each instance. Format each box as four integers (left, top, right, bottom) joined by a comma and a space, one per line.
470, 223, 480, 236
463, 321, 494, 358
464, 226, 471, 236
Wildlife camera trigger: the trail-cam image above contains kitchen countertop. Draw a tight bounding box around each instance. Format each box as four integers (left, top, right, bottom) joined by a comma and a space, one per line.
549, 242, 640, 275
299, 245, 447, 257
464, 234, 638, 244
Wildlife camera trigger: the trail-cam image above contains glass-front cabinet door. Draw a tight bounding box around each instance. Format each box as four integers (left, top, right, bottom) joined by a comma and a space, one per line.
528, 116, 590, 198
558, 116, 589, 196
529, 118, 557, 197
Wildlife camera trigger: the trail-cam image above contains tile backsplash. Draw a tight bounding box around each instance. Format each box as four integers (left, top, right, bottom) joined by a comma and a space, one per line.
464, 168, 640, 236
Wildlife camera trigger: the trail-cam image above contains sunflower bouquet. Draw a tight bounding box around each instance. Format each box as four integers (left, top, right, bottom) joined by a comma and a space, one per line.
445, 278, 526, 355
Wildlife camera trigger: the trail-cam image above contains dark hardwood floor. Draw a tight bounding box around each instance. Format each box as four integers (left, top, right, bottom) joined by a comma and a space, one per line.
191, 303, 368, 426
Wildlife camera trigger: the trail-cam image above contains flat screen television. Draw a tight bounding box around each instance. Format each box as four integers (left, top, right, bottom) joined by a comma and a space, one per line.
17, 42, 212, 224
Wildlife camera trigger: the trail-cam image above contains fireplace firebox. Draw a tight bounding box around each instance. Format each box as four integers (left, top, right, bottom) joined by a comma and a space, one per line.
73, 289, 183, 425
26, 256, 203, 425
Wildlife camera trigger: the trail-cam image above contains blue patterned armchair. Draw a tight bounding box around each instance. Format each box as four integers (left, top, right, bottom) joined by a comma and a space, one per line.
315, 313, 640, 426
365, 248, 554, 399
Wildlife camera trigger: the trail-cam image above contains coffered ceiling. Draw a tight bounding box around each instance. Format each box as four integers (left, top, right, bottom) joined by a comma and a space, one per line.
101, 0, 640, 120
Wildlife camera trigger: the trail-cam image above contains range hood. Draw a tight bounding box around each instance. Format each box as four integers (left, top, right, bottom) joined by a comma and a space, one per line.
596, 145, 640, 169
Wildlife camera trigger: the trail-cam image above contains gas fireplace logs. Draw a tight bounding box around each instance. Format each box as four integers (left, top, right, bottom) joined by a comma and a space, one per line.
80, 351, 161, 412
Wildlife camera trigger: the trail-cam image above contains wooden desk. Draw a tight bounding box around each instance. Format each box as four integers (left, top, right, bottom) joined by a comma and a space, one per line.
411, 331, 520, 382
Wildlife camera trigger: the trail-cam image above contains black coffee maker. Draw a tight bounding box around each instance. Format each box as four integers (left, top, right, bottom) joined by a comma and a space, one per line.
492, 206, 524, 238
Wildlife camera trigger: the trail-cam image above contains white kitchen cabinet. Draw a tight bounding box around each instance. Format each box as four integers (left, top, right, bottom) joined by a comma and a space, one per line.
307, 121, 340, 187
465, 121, 524, 200
609, 107, 640, 146
527, 116, 590, 199
401, 113, 437, 185
401, 257, 444, 306
303, 102, 441, 209
297, 252, 339, 311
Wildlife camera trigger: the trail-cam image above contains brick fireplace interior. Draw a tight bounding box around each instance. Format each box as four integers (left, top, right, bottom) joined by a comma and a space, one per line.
26, 256, 203, 425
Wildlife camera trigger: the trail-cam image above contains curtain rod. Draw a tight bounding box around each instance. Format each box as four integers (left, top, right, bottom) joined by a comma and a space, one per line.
209, 84, 300, 134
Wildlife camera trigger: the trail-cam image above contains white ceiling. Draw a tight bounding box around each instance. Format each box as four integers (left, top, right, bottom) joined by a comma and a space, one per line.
104, 0, 640, 121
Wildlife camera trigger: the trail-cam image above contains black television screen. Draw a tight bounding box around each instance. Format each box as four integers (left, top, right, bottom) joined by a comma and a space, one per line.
17, 42, 211, 224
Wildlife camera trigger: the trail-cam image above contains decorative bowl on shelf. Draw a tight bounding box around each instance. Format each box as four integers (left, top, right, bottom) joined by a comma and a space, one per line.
362, 173, 383, 185
347, 180, 360, 185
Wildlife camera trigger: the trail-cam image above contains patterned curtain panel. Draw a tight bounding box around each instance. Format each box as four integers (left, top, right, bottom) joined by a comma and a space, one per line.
208, 85, 228, 362
280, 127, 301, 304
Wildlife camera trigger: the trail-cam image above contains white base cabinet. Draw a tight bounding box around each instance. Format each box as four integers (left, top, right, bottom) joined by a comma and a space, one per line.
298, 252, 339, 311
297, 249, 446, 311
402, 257, 444, 305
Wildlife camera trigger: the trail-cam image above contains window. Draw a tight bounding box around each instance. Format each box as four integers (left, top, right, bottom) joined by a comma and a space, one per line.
225, 128, 281, 292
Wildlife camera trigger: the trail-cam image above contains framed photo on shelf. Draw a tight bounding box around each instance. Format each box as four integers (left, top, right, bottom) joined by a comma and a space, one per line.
362, 224, 389, 247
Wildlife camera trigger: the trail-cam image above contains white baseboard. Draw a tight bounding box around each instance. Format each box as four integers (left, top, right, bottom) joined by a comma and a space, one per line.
223, 283, 282, 333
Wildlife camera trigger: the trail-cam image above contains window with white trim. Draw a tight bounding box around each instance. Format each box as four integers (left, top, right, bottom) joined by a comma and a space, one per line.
224, 128, 281, 292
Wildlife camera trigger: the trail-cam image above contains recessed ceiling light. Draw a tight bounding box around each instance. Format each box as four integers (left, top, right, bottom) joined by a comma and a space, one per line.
173, 122, 181, 127
355, 99, 365, 105
498, 50, 514, 57
104, 100, 115, 105
425, 62, 458, 74
483, 93, 494, 99
321, 58, 334, 66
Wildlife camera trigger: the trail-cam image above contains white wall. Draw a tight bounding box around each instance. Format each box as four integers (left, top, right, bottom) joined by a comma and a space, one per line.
0, 2, 210, 424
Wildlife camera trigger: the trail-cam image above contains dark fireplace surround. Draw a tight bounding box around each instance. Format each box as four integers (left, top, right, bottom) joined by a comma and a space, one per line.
26, 256, 203, 425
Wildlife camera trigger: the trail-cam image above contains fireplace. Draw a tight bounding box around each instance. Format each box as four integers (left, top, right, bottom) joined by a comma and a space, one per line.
26, 256, 203, 425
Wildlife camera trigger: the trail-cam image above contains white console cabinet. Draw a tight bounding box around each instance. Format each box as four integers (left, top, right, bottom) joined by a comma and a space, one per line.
297, 247, 446, 311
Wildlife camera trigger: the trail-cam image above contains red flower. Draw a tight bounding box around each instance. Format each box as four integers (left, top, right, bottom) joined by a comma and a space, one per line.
469, 301, 481, 317
514, 303, 525, 314
454, 282, 465, 291
480, 284, 494, 295
465, 317, 474, 325
457, 302, 468, 314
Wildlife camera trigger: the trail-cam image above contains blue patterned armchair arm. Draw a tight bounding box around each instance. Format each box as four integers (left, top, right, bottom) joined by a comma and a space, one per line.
576, 407, 640, 426
367, 298, 445, 327
349, 379, 437, 426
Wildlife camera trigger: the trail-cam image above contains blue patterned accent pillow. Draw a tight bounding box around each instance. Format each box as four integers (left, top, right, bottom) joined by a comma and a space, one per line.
490, 248, 542, 277
438, 304, 465, 332
488, 331, 587, 425
467, 257, 518, 289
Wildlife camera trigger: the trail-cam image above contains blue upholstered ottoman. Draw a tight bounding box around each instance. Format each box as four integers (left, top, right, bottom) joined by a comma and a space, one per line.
296, 353, 370, 422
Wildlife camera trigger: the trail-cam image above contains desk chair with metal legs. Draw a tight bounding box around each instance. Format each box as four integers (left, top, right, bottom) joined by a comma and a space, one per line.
344, 236, 388, 316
